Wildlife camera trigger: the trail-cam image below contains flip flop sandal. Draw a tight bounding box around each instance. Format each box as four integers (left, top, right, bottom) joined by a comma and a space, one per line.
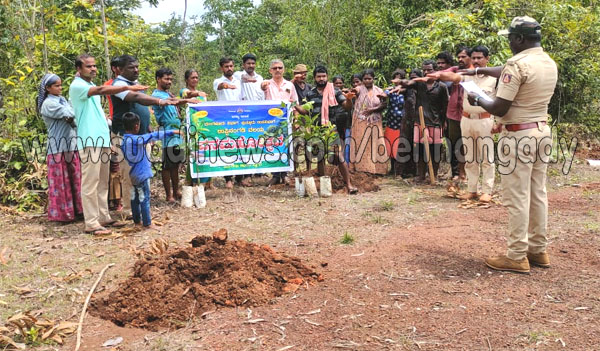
85, 227, 111, 235
102, 220, 127, 228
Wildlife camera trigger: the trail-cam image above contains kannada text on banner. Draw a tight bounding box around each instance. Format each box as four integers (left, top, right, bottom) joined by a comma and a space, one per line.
186, 101, 293, 178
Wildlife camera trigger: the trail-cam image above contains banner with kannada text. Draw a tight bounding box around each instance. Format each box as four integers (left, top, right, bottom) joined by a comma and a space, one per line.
186, 101, 293, 178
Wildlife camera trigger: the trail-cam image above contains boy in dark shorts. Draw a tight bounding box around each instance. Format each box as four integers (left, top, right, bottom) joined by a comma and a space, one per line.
122, 112, 180, 228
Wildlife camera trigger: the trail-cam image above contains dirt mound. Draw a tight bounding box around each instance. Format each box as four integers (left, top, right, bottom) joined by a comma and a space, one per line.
90, 229, 321, 331
576, 139, 600, 159
331, 170, 380, 193
294, 166, 380, 193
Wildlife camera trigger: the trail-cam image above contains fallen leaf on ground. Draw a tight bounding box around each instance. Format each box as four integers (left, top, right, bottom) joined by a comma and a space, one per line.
0, 247, 9, 265
102, 336, 124, 347
0, 335, 26, 350
2, 312, 77, 346
150, 238, 168, 254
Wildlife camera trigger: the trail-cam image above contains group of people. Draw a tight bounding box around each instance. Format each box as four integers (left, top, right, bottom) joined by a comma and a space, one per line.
38, 16, 557, 273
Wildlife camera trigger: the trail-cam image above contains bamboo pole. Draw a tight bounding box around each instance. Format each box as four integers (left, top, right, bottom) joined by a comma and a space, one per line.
418, 106, 436, 184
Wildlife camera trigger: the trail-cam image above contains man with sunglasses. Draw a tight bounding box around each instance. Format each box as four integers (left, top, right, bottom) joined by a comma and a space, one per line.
261, 60, 299, 103
261, 59, 298, 186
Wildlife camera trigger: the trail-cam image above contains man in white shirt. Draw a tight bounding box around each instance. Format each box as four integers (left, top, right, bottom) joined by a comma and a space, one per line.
213, 57, 242, 102
212, 57, 244, 188
232, 53, 265, 185
427, 46, 497, 203
233, 53, 264, 101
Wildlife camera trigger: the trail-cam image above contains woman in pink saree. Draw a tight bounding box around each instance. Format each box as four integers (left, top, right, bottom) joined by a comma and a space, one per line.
349, 69, 388, 175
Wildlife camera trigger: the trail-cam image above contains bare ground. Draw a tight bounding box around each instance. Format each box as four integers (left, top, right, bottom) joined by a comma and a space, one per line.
0, 159, 599, 351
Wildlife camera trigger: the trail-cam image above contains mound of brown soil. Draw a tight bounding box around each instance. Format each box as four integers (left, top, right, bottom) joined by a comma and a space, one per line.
330, 169, 381, 193
295, 166, 380, 193
90, 230, 321, 330
577, 140, 600, 160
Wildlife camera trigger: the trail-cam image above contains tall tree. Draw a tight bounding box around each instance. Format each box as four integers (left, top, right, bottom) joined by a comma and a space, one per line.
100, 0, 111, 80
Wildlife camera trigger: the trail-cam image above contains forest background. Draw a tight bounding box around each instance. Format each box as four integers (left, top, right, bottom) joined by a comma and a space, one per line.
0, 0, 599, 210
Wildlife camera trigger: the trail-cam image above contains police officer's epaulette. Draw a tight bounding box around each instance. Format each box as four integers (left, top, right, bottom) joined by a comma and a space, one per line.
507, 54, 527, 65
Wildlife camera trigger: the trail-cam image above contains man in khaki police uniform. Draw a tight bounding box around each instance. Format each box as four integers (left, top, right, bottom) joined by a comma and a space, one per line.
466, 16, 558, 273
427, 45, 497, 203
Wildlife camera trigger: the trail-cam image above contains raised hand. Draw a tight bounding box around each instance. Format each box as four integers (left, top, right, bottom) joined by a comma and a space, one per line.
426, 72, 443, 80
163, 99, 180, 106
171, 98, 189, 106
427, 71, 461, 82
412, 77, 430, 83
343, 91, 356, 100
458, 69, 476, 76
128, 84, 149, 91
467, 92, 480, 105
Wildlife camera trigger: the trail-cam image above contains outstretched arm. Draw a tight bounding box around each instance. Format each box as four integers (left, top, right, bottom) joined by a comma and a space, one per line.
460, 66, 504, 78
426, 71, 461, 84
123, 91, 179, 107
87, 84, 147, 97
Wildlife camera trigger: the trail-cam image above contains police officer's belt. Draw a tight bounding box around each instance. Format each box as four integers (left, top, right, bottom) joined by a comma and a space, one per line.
505, 121, 546, 132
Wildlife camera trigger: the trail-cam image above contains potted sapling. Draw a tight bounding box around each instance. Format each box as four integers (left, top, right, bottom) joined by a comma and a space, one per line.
292, 101, 337, 197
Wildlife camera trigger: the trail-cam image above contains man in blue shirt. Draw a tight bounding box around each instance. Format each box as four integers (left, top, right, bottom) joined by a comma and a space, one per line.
69, 54, 147, 235
152, 68, 188, 203
121, 112, 179, 228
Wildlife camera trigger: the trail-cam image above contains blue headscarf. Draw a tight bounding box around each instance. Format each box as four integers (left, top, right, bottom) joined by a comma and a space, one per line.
37, 73, 60, 113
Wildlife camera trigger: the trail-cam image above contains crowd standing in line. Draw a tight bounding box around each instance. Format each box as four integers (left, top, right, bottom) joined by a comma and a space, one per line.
37, 16, 557, 273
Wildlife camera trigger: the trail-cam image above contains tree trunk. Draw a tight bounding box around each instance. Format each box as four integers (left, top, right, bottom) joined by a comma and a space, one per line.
180, 0, 188, 66
219, 18, 225, 55
100, 0, 111, 81
41, 7, 48, 73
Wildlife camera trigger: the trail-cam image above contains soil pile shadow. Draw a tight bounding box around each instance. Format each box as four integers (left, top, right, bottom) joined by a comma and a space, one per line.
90, 229, 321, 330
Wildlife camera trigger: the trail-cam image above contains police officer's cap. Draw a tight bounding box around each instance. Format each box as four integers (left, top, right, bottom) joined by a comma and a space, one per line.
498, 16, 542, 36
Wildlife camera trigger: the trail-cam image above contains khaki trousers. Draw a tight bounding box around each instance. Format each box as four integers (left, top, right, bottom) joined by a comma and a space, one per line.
498, 124, 552, 260
79, 147, 112, 230
460, 117, 495, 194
112, 134, 132, 212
